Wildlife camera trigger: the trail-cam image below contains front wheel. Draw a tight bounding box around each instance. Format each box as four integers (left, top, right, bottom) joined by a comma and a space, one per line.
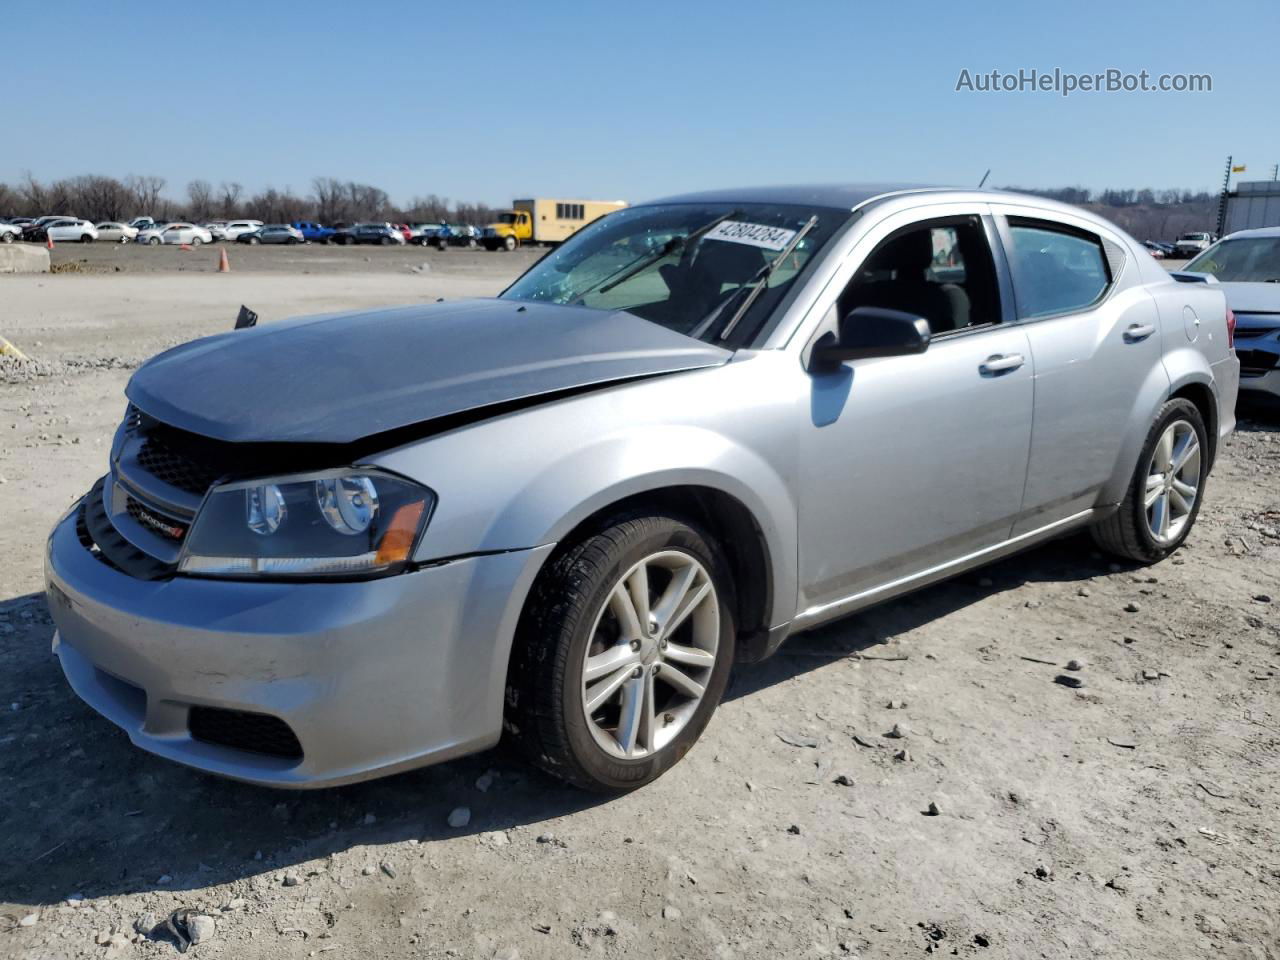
148, 236, 161, 246
503, 234, 518, 251
1091, 398, 1208, 563
190, 237, 203, 246
506, 514, 735, 792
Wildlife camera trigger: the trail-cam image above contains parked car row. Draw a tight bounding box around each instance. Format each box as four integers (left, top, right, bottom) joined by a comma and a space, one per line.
0, 215, 485, 249
1140, 234, 1219, 260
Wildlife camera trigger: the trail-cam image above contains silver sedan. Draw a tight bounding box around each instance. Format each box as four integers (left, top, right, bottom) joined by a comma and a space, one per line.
46, 184, 1239, 791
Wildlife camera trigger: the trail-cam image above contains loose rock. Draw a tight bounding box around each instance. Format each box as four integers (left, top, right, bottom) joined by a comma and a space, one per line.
186, 914, 217, 945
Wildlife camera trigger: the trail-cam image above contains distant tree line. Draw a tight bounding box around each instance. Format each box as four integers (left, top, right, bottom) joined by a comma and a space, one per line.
0, 173, 506, 226
998, 185, 1219, 240
0, 173, 1221, 241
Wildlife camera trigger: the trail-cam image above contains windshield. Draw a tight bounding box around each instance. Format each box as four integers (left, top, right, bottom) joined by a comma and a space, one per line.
501, 202, 847, 345
497, 213, 518, 224
1186, 236, 1280, 282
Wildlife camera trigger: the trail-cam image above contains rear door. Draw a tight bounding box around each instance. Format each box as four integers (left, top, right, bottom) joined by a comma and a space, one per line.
991, 207, 1166, 534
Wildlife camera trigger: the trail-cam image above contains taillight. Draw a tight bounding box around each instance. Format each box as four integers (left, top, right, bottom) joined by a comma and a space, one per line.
1226, 308, 1236, 349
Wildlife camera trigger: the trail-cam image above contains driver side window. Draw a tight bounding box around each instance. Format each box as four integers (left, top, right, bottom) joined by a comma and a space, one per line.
837, 216, 1001, 336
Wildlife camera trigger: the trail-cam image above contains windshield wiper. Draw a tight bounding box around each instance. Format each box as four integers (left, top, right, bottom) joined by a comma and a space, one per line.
713, 215, 819, 341
567, 210, 740, 303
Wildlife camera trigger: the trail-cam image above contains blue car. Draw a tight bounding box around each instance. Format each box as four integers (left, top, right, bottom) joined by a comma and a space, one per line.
291, 221, 335, 244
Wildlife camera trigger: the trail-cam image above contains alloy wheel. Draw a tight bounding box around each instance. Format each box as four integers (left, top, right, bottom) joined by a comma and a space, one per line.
1144, 419, 1200, 544
580, 550, 719, 760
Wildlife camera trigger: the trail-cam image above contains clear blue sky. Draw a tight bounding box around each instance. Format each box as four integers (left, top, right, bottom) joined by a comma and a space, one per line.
5, 0, 1276, 206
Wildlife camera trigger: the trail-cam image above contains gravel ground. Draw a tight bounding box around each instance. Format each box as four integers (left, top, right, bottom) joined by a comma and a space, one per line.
1, 258, 1277, 960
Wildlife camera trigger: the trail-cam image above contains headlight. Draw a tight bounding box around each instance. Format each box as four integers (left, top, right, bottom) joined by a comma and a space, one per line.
178, 469, 434, 579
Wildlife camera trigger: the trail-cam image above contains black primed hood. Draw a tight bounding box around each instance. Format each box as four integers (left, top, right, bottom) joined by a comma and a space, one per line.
126, 299, 730, 444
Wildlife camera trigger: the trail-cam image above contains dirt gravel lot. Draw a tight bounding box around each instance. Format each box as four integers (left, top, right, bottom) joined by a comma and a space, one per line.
1, 254, 1278, 960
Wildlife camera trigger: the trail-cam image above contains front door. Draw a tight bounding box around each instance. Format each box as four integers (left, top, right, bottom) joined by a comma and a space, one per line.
796, 211, 1034, 615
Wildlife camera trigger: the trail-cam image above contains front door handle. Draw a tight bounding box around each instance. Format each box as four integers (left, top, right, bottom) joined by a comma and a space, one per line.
979, 353, 1026, 375
1123, 323, 1157, 342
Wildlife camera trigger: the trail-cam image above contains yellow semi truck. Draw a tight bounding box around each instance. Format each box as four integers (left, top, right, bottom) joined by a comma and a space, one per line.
482, 197, 627, 251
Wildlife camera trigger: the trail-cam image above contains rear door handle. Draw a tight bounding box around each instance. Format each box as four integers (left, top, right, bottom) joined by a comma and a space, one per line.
1123, 323, 1156, 342
979, 353, 1026, 375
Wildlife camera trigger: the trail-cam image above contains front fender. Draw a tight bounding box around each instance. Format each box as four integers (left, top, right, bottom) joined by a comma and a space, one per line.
371, 361, 803, 631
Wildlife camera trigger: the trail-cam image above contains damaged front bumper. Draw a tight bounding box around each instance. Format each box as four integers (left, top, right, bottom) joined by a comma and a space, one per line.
45, 507, 552, 788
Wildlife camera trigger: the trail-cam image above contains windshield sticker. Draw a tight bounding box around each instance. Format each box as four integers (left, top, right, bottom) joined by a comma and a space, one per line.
703, 220, 797, 251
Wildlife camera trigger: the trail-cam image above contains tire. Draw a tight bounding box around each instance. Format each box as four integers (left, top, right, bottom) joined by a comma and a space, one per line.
503, 234, 518, 251
149, 236, 161, 246
1091, 398, 1208, 564
2, 231, 14, 244
79, 234, 93, 243
506, 514, 736, 792
248, 237, 260, 245
191, 237, 203, 246
467, 238, 477, 249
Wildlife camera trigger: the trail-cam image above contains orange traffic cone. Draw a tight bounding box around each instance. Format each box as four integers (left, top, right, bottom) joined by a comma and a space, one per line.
218, 249, 230, 273
45, 233, 54, 250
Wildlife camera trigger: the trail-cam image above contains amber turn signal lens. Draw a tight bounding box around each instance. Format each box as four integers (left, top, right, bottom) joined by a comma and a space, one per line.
375, 501, 427, 566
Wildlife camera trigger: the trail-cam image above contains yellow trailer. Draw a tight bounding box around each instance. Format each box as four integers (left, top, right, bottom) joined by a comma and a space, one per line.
482, 198, 627, 250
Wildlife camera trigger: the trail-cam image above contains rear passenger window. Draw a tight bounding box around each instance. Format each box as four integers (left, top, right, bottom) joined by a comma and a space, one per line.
1008, 222, 1111, 319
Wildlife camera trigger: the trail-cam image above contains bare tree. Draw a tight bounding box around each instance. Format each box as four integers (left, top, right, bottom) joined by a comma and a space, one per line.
186, 180, 214, 221
217, 181, 243, 219
123, 175, 166, 216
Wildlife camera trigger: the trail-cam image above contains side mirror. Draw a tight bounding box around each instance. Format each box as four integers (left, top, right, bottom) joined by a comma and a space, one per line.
809, 306, 931, 371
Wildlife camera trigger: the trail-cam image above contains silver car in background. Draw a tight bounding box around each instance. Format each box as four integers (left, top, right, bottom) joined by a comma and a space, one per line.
1179, 226, 1280, 401
45, 184, 1238, 792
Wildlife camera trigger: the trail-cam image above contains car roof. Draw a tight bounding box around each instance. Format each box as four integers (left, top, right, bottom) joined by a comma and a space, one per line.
1224, 226, 1280, 239
646, 183, 945, 211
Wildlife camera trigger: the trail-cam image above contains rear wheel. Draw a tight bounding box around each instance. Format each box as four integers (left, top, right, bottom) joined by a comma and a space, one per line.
80, 234, 93, 243
506, 514, 735, 792
1092, 398, 1208, 563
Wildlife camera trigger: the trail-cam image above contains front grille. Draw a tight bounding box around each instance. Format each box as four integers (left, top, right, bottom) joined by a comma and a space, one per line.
189, 707, 303, 760
78, 478, 177, 580
135, 433, 222, 496
124, 495, 188, 541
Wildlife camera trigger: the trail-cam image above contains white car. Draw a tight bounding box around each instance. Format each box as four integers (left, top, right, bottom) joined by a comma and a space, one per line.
95, 222, 139, 243
46, 219, 99, 243
223, 220, 264, 241
136, 223, 214, 246
0, 221, 20, 243
1174, 232, 1216, 258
